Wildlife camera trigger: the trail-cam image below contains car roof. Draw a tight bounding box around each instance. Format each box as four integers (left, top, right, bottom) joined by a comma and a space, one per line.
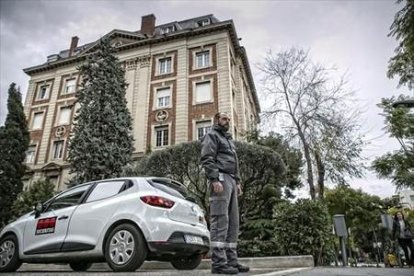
54, 177, 144, 196
57, 176, 178, 194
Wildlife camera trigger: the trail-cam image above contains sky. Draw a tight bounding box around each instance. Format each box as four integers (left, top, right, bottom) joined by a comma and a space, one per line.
0, 0, 412, 198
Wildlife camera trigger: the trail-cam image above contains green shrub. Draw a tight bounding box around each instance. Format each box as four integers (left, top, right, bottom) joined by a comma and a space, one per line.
124, 141, 286, 222
272, 199, 335, 265
238, 239, 281, 257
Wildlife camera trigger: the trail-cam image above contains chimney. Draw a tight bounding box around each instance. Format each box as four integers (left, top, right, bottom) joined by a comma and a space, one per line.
141, 14, 156, 36
69, 36, 79, 57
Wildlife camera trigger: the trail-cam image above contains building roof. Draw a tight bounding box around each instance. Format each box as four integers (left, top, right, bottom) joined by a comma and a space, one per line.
23, 14, 260, 113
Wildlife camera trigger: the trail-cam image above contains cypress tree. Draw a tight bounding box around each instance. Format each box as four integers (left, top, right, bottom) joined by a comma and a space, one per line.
68, 39, 134, 184
0, 83, 29, 227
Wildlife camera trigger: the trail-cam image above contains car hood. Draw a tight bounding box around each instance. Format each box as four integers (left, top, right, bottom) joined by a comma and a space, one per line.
1, 212, 32, 232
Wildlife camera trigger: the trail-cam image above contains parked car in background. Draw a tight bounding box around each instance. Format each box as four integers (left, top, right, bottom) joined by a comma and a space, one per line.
0, 177, 209, 272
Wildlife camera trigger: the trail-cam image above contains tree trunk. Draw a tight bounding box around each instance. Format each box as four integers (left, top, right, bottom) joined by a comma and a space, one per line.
315, 150, 325, 200
297, 129, 316, 200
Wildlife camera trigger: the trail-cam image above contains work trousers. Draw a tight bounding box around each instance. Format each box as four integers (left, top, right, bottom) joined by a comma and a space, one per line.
209, 173, 239, 269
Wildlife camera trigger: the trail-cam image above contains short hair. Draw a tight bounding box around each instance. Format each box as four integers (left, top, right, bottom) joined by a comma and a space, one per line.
214, 112, 228, 124
214, 112, 222, 124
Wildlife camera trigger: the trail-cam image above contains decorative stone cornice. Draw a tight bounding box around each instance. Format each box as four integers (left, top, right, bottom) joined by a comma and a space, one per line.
125, 58, 138, 71
138, 55, 151, 68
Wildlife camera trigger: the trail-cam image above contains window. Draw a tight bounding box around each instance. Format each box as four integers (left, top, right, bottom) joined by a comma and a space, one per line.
63, 78, 76, 94
410, 195, 414, 203
156, 87, 171, 108
196, 121, 211, 140
86, 181, 125, 203
52, 140, 64, 160
47, 184, 91, 211
155, 126, 169, 147
195, 51, 210, 68
37, 85, 50, 100
25, 145, 36, 163
57, 106, 71, 125
148, 179, 187, 199
197, 19, 210, 27
163, 25, 175, 34
195, 81, 211, 103
32, 112, 44, 130
159, 57, 172, 75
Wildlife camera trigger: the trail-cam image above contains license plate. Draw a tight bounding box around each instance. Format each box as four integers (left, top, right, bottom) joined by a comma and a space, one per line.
184, 235, 204, 245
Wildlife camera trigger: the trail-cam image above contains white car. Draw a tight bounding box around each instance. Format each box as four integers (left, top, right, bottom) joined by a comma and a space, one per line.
0, 177, 210, 272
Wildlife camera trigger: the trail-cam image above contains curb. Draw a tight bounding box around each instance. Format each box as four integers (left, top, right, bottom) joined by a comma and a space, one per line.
19, 255, 314, 271
256, 267, 312, 276
144, 255, 314, 270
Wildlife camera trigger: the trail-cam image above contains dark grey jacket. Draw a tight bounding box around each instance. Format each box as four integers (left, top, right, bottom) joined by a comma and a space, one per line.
200, 124, 241, 182
392, 218, 412, 240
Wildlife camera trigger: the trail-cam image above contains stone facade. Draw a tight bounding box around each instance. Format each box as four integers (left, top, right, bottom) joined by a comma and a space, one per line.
22, 14, 260, 191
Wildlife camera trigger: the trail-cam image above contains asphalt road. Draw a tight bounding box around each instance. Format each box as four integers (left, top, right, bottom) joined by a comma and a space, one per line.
289, 267, 414, 276
4, 268, 282, 276
4, 267, 414, 276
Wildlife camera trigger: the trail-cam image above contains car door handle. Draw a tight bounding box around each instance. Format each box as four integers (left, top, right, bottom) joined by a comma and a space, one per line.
58, 215, 69, 220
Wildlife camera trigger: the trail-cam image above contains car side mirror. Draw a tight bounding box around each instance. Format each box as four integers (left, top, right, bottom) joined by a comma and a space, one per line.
34, 202, 43, 218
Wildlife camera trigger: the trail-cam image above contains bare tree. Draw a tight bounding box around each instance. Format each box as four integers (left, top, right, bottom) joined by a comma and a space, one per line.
258, 48, 365, 200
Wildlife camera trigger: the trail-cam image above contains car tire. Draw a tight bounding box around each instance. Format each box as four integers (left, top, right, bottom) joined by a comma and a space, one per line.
171, 254, 202, 270
69, 261, 92, 271
0, 234, 22, 272
104, 223, 147, 272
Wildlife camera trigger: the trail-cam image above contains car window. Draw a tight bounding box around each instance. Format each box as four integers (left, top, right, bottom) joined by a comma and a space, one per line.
148, 179, 188, 199
85, 181, 125, 203
46, 184, 91, 211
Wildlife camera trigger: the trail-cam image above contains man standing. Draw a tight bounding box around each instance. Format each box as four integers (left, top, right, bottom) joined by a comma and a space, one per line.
201, 112, 250, 274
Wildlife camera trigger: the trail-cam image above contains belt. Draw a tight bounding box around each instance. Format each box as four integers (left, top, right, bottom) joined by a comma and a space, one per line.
219, 171, 236, 179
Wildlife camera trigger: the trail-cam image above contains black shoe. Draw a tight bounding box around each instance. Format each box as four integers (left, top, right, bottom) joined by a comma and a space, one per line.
231, 263, 250, 273
211, 265, 239, 274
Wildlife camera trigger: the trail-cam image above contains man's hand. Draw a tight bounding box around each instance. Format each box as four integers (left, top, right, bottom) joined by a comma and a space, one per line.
237, 184, 243, 196
212, 181, 224, 193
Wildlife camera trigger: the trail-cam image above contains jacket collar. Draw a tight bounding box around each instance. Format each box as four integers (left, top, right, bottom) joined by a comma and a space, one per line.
213, 124, 232, 139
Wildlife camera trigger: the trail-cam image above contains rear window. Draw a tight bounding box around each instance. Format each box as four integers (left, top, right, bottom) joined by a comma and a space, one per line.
148, 179, 188, 199
86, 181, 125, 203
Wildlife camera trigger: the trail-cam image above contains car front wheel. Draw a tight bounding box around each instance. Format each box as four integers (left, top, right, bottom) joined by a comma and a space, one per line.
171, 254, 203, 270
0, 235, 22, 272
69, 261, 92, 271
104, 223, 147, 272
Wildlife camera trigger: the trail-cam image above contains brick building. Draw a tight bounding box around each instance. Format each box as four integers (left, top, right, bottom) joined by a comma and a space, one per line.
22, 14, 260, 191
